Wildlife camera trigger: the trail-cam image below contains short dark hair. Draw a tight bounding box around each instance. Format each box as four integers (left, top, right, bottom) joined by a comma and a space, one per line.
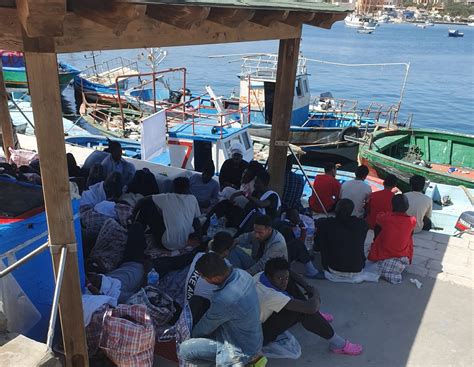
255, 170, 270, 186
173, 176, 190, 194
108, 140, 122, 152
383, 174, 398, 188
195, 252, 229, 278
335, 198, 354, 219
264, 257, 290, 277
355, 165, 369, 179
254, 215, 272, 227
202, 160, 215, 175
410, 175, 426, 192
323, 162, 336, 173
392, 194, 409, 213
210, 231, 234, 254
103, 171, 123, 199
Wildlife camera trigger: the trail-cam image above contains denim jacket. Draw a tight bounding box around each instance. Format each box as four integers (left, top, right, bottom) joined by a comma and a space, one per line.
192, 268, 263, 364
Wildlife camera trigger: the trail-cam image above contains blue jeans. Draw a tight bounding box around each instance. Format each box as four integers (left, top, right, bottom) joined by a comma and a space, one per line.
178, 338, 247, 366
227, 247, 255, 270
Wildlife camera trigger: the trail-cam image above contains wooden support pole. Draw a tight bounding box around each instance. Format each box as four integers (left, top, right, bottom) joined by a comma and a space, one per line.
23, 51, 88, 367
0, 59, 15, 161
268, 36, 301, 195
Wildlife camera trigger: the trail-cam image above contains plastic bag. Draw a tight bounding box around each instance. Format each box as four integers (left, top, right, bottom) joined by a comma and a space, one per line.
0, 261, 41, 334
127, 286, 175, 328
262, 331, 301, 359
8, 147, 39, 167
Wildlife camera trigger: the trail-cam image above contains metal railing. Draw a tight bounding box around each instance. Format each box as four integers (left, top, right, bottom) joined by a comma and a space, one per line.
240, 53, 308, 79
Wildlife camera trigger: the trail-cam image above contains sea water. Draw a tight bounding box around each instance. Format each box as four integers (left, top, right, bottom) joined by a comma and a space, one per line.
60, 22, 474, 134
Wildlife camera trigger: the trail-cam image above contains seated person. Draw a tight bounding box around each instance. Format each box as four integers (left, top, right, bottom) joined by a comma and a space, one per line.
131, 177, 201, 252
120, 168, 159, 208
230, 215, 287, 275
218, 141, 248, 189
255, 257, 362, 355
275, 209, 322, 279
80, 171, 123, 211
366, 174, 397, 229
282, 155, 305, 211
309, 162, 341, 213
368, 194, 417, 284
178, 253, 265, 366
316, 199, 369, 278
340, 165, 372, 218
101, 140, 136, 186
189, 160, 219, 211
405, 175, 432, 233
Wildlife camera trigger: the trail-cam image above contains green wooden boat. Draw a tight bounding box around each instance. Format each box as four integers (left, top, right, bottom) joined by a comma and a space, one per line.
359, 128, 474, 190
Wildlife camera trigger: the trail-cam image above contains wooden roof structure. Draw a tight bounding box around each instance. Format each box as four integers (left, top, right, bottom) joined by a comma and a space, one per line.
0, 1, 348, 366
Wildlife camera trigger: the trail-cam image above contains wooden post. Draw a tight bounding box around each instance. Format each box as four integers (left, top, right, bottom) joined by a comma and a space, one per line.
268, 36, 301, 195
0, 60, 15, 161
23, 52, 89, 367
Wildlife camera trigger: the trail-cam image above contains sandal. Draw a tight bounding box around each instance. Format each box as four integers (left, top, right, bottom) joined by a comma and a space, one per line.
320, 311, 334, 322
331, 340, 363, 356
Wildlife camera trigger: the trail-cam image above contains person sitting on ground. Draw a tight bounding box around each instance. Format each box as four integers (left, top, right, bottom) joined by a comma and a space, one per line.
366, 174, 397, 229
368, 194, 417, 284
275, 209, 322, 279
218, 141, 249, 189
309, 162, 341, 213
184, 232, 234, 326
405, 174, 432, 233
80, 171, 123, 211
178, 253, 265, 367
101, 140, 136, 186
131, 177, 201, 251
340, 165, 372, 218
282, 155, 305, 211
119, 168, 159, 208
189, 160, 219, 212
255, 257, 363, 355
316, 199, 368, 278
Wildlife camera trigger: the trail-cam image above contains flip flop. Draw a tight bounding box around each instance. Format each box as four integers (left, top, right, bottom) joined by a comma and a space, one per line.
331, 340, 363, 356
320, 311, 334, 322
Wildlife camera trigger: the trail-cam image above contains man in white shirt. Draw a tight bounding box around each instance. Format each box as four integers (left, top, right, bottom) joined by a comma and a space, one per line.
254, 257, 362, 356
340, 165, 372, 218
405, 175, 432, 233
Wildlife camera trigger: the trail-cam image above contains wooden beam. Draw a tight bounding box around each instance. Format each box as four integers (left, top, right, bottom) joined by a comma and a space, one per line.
250, 10, 289, 27
306, 12, 348, 29
15, 0, 66, 37
73, 0, 146, 36
146, 4, 210, 30
268, 36, 301, 196
281, 11, 315, 27
207, 7, 255, 28
0, 60, 15, 161
23, 51, 88, 367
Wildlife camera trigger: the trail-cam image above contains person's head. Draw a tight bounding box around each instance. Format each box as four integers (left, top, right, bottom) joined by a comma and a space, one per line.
210, 231, 234, 258
410, 175, 426, 192
392, 194, 409, 213
241, 161, 264, 184
230, 141, 244, 164
323, 162, 337, 177
253, 215, 273, 242
173, 176, 190, 194
195, 252, 230, 285
355, 165, 369, 180
201, 160, 215, 184
254, 170, 270, 192
335, 198, 354, 219
285, 208, 301, 226
103, 171, 123, 199
383, 174, 398, 190
108, 141, 123, 162
264, 257, 290, 291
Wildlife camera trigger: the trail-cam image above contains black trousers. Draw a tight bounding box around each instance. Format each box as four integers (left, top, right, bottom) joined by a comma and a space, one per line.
262, 278, 334, 345
189, 295, 211, 327
287, 239, 312, 264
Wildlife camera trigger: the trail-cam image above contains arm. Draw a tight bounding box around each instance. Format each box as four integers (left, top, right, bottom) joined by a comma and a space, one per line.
131, 196, 154, 220
192, 217, 202, 240
192, 299, 231, 337
246, 194, 271, 209
246, 241, 286, 275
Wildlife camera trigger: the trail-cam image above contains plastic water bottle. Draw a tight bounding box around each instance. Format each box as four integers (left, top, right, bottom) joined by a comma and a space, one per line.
147, 268, 159, 287
208, 214, 219, 238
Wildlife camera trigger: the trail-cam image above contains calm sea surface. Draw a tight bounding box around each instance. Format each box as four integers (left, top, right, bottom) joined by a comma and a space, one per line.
60, 22, 474, 134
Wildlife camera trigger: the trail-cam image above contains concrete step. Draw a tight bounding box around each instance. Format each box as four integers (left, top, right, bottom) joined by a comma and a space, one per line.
0, 334, 61, 367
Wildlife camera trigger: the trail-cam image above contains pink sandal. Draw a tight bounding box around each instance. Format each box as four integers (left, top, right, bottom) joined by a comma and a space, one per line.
320, 311, 334, 322
331, 340, 363, 356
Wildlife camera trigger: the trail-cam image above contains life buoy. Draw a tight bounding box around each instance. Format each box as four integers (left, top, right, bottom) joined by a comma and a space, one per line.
338, 126, 361, 146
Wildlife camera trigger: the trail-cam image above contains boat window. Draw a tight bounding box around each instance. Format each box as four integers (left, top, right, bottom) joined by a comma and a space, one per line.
303, 79, 309, 94
295, 79, 303, 97
241, 132, 251, 151
194, 141, 213, 172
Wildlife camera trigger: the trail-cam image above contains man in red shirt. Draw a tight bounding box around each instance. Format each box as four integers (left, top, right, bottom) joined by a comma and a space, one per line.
309, 163, 341, 213
368, 194, 416, 284
366, 174, 398, 229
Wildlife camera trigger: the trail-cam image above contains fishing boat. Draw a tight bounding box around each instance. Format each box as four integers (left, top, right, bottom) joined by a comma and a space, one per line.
448, 30, 464, 38
359, 128, 474, 190
357, 28, 374, 34
1, 50, 80, 92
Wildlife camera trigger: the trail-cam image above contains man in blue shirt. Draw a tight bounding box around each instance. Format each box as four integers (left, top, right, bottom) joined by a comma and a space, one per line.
101, 141, 136, 185
189, 160, 219, 212
178, 252, 266, 366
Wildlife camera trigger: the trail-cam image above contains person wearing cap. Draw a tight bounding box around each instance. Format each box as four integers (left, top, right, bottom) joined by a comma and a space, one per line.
219, 141, 248, 190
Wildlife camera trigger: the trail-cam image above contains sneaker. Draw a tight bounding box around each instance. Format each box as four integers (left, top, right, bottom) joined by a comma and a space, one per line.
305, 271, 325, 280
330, 340, 363, 356
320, 311, 334, 322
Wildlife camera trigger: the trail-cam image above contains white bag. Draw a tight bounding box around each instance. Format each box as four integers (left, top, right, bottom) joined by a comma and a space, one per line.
262, 331, 301, 359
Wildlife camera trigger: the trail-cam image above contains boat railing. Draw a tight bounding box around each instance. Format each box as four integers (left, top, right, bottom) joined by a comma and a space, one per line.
240, 53, 307, 79
309, 97, 359, 113
80, 57, 140, 85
